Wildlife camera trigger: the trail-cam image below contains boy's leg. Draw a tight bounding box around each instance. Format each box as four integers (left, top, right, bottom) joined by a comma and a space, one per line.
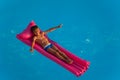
51, 45, 73, 63
47, 48, 68, 62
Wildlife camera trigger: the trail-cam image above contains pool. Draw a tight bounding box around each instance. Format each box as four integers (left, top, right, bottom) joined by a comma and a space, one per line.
0, 0, 120, 80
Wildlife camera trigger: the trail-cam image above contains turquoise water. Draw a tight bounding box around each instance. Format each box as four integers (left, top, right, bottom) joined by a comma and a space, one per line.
0, 0, 120, 80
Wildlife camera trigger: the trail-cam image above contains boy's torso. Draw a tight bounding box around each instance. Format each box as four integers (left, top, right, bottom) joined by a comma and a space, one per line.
35, 33, 50, 48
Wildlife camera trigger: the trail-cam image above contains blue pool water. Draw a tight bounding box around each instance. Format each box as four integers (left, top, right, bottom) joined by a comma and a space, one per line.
0, 0, 120, 80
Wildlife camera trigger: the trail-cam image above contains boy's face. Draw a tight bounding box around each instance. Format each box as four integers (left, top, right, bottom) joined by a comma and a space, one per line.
33, 28, 40, 36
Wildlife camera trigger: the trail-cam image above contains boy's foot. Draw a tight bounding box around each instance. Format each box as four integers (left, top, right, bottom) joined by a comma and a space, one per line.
66, 59, 73, 64
68, 60, 73, 64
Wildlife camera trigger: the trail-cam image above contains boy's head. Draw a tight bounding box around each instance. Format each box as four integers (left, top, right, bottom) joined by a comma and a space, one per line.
31, 25, 40, 36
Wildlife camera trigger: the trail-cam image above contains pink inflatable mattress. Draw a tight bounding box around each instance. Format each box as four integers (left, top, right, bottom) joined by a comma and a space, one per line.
16, 21, 90, 77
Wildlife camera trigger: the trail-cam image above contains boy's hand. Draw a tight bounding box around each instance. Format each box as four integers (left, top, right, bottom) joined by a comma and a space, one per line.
30, 48, 34, 53
57, 24, 63, 28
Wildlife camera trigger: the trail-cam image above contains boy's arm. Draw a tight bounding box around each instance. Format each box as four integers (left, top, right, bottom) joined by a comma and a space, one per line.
30, 37, 36, 53
44, 24, 63, 34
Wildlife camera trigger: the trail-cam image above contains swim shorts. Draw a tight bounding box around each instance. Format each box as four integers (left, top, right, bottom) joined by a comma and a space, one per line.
44, 43, 53, 51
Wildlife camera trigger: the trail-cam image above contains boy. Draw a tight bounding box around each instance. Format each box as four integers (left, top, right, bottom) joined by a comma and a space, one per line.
30, 24, 73, 64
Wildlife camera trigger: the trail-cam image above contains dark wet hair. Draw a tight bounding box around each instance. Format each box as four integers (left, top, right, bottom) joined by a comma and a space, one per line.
31, 25, 39, 33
